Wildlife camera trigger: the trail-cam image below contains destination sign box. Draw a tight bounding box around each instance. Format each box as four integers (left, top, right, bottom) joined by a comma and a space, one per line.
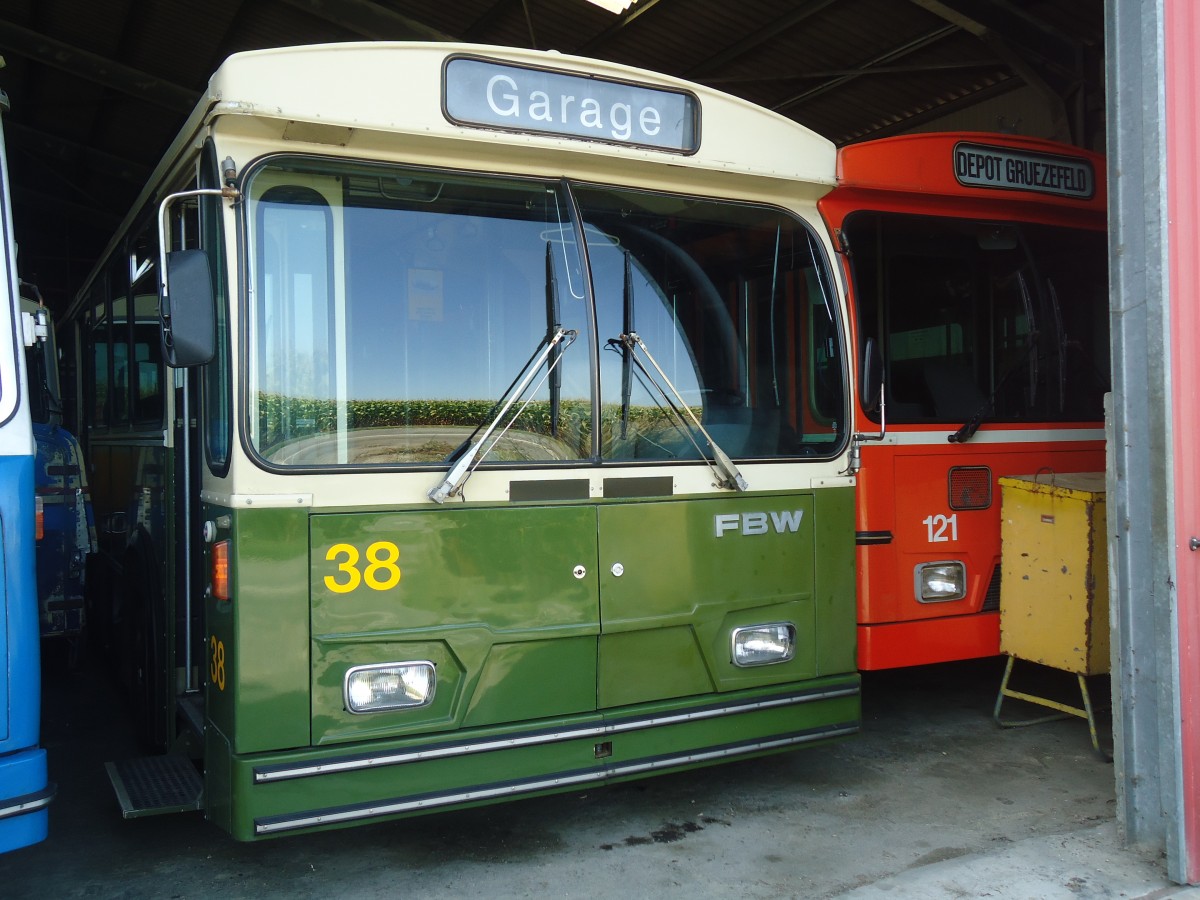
953, 142, 1094, 199
444, 56, 699, 153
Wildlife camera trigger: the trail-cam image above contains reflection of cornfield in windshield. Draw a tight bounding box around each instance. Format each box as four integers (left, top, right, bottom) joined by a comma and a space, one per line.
255, 393, 701, 463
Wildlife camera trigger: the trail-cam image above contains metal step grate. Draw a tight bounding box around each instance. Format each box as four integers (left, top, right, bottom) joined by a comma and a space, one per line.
105, 755, 203, 819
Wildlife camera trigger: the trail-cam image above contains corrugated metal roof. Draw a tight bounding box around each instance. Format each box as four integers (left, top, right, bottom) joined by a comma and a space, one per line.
0, 0, 1104, 311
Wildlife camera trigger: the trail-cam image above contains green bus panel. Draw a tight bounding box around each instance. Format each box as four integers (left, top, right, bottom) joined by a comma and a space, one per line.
597, 494, 818, 708
309, 505, 600, 745
201, 486, 859, 839
810, 485, 858, 676
213, 676, 859, 840
205, 506, 313, 755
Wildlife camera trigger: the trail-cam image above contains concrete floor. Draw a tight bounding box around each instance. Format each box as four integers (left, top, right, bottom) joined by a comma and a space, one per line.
0, 650, 1169, 899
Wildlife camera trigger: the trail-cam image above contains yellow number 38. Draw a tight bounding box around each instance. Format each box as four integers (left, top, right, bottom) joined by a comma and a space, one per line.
324, 541, 403, 594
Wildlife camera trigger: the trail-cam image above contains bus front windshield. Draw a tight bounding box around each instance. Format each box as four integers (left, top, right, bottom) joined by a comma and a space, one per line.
245, 158, 846, 469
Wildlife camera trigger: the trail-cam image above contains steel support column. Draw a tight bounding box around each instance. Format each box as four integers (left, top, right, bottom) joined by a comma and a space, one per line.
1106, 0, 1200, 885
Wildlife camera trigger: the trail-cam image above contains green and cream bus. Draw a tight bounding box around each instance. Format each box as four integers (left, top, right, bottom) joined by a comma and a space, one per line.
63, 42, 859, 840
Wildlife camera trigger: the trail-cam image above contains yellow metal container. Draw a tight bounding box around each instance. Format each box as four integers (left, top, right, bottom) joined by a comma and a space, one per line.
998, 472, 1109, 675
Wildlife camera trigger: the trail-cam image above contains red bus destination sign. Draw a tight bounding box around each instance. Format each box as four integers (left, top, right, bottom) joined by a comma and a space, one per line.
953, 142, 1095, 199
443, 55, 700, 154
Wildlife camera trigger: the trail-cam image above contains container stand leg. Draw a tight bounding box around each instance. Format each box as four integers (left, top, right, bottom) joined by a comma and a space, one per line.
1076, 673, 1107, 760
993, 655, 1110, 760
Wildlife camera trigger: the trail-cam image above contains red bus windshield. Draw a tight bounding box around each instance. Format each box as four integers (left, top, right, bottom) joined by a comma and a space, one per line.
843, 212, 1109, 428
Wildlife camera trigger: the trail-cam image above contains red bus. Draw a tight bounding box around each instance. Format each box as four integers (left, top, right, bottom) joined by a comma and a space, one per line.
819, 133, 1109, 670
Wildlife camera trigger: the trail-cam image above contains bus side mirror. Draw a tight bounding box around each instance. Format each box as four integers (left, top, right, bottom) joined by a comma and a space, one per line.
160, 249, 216, 368
861, 336, 884, 415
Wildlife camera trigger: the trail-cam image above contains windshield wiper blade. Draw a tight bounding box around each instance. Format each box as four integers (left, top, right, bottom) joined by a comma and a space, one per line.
429, 328, 577, 504
948, 406, 988, 443
441, 245, 566, 468
618, 331, 749, 492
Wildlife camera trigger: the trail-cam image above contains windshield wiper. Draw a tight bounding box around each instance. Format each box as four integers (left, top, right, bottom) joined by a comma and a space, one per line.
429, 327, 578, 503
948, 404, 989, 444
442, 241, 567, 468
615, 331, 749, 492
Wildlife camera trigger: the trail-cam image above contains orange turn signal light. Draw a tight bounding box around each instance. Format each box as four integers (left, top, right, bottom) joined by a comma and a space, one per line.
212, 539, 231, 601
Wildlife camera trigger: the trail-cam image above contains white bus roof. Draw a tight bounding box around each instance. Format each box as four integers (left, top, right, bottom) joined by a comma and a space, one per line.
203, 42, 835, 185
70, 42, 837, 317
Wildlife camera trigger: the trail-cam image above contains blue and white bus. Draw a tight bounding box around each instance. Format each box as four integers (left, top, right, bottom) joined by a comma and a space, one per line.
21, 283, 97, 662
0, 85, 54, 852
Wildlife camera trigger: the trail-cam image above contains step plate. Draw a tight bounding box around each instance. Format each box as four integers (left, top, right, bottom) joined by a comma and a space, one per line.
105, 756, 203, 819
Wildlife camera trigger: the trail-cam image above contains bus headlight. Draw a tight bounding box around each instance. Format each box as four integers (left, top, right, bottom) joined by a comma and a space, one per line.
344, 662, 435, 714
731, 623, 796, 667
915, 562, 966, 602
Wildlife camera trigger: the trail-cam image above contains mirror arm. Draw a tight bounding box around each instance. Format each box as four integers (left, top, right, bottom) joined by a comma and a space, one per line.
847, 384, 886, 476
157, 186, 240, 338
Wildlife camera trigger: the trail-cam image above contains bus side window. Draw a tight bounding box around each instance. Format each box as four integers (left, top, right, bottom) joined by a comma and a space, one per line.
131, 222, 165, 425
108, 252, 136, 428
134, 325, 163, 423
59, 313, 82, 437
111, 311, 130, 425
254, 185, 334, 459
87, 283, 111, 429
